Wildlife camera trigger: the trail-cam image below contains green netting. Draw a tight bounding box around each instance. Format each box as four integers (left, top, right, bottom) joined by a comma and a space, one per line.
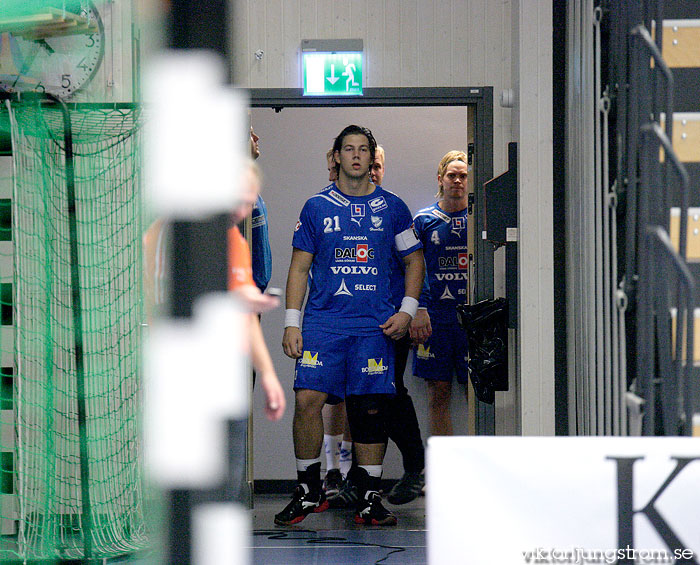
0, 101, 148, 560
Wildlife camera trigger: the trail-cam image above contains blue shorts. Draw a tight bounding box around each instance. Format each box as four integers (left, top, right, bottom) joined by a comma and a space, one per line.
413, 325, 469, 383
294, 330, 396, 402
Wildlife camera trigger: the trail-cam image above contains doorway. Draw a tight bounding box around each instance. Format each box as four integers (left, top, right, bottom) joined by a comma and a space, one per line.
249, 87, 494, 483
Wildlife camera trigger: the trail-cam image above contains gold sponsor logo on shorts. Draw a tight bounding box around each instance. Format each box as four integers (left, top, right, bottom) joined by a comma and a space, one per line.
416, 344, 435, 360
362, 358, 388, 374
300, 351, 323, 367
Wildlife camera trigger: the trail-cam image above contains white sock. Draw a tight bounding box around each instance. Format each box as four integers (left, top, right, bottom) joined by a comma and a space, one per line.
296, 457, 321, 472
359, 464, 383, 478
324, 434, 342, 471
339, 440, 353, 476
296, 457, 322, 491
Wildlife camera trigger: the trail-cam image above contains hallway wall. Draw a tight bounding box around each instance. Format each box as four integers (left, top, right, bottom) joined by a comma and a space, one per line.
231, 0, 513, 176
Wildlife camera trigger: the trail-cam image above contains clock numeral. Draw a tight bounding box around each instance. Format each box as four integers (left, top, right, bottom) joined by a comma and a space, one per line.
2, 3, 103, 96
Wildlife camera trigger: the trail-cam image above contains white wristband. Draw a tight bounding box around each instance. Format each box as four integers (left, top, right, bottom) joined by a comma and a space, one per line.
284, 308, 302, 328
399, 297, 419, 319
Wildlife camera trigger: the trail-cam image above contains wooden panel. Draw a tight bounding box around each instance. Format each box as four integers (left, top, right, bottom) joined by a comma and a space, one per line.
669, 207, 700, 260
315, 1, 334, 39
1, 491, 17, 534
417, 2, 435, 87
660, 113, 700, 163
265, 0, 284, 87
673, 114, 700, 163
670, 308, 700, 363
662, 20, 700, 68
434, 1, 452, 86
334, 2, 351, 36
399, 0, 418, 86
350, 0, 367, 40
383, 0, 401, 86
299, 0, 315, 39
231, 0, 250, 82
469, 0, 487, 85
283, 0, 301, 87
248, 1, 267, 88
366, 1, 384, 86
112, 0, 126, 100
452, 1, 471, 87
0, 159, 11, 199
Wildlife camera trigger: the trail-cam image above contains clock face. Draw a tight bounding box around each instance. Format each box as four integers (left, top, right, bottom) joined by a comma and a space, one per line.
0, 2, 104, 98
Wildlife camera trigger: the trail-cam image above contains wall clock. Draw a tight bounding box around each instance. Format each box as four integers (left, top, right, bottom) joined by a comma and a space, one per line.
0, 1, 104, 98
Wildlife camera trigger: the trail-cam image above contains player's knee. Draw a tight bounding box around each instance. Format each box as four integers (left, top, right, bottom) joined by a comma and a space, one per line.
345, 394, 389, 444
295, 389, 327, 415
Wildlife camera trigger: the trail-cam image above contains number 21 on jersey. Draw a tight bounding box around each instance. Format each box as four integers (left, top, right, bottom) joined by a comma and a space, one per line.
324, 216, 341, 233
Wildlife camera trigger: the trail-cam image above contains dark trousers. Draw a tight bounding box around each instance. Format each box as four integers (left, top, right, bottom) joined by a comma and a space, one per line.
385, 335, 425, 473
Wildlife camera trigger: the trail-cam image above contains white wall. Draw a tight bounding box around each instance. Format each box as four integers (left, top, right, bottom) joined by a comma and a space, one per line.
75, 0, 137, 102
231, 0, 513, 175
512, 0, 554, 435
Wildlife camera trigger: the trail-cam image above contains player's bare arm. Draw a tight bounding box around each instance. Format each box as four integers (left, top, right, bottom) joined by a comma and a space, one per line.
282, 248, 313, 358
380, 248, 425, 339
249, 314, 286, 420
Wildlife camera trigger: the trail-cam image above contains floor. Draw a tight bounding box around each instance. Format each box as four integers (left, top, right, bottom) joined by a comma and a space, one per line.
251, 493, 427, 565
22, 491, 427, 564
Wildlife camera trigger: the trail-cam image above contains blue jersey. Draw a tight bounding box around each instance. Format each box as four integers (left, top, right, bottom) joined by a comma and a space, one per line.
292, 184, 421, 336
372, 185, 429, 312
388, 243, 430, 310
251, 195, 272, 292
413, 203, 469, 327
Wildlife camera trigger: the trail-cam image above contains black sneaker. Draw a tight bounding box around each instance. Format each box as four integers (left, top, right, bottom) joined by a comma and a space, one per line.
387, 471, 425, 505
323, 469, 343, 496
274, 484, 329, 526
354, 490, 397, 526
327, 478, 359, 508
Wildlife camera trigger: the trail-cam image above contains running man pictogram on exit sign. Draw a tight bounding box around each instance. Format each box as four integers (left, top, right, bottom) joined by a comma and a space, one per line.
302, 39, 363, 96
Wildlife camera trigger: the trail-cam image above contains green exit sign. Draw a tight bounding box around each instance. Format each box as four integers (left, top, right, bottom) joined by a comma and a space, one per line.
302, 39, 363, 96
303, 52, 363, 96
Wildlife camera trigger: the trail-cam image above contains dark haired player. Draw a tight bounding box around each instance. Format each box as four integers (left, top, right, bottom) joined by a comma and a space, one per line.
275, 125, 424, 526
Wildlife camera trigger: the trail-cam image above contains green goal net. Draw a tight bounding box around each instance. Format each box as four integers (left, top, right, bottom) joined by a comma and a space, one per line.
0, 100, 148, 560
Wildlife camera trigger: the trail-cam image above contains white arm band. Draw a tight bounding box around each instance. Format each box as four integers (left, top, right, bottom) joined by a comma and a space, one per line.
394, 226, 420, 252
399, 297, 419, 319
284, 308, 302, 328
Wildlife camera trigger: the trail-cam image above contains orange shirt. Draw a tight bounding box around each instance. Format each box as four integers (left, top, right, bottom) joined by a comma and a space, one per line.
144, 220, 255, 317
143, 218, 168, 318
227, 225, 255, 290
